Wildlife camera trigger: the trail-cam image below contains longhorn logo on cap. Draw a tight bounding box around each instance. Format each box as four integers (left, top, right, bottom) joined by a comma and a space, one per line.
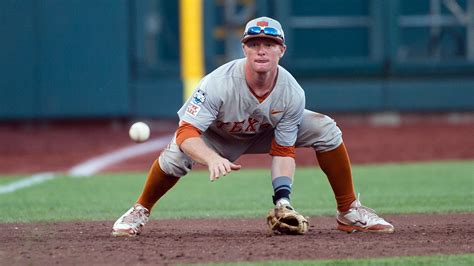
256, 21, 269, 27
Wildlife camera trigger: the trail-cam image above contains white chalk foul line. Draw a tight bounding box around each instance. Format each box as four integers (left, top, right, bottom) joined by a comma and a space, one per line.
0, 134, 173, 194
0, 172, 56, 194
68, 135, 173, 177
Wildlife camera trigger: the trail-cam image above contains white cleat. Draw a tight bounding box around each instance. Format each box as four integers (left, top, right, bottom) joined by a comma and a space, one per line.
336, 197, 394, 234
112, 204, 150, 237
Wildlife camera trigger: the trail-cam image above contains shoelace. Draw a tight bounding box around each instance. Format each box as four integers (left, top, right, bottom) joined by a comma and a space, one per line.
353, 193, 383, 223
122, 208, 146, 224
355, 205, 382, 222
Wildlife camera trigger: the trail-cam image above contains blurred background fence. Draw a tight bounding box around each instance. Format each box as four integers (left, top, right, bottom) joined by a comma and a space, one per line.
1, 0, 473, 120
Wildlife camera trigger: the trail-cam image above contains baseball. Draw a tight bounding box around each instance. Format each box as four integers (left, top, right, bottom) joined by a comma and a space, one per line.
129, 122, 150, 143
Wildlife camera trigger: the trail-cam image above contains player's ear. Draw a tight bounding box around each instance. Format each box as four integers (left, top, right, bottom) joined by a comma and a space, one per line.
279, 44, 286, 58
242, 44, 247, 56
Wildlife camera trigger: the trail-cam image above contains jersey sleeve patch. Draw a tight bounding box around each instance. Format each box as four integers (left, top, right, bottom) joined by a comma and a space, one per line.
186, 103, 202, 117
192, 89, 206, 105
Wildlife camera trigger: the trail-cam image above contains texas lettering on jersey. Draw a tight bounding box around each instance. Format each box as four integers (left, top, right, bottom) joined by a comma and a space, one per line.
215, 117, 272, 134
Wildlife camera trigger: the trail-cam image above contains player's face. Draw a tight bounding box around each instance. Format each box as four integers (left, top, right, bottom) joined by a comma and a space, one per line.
243, 38, 285, 73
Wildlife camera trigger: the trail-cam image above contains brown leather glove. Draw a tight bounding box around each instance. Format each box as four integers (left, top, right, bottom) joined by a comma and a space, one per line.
267, 204, 309, 235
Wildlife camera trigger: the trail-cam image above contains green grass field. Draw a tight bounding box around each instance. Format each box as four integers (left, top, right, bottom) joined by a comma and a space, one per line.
1, 160, 472, 222
202, 254, 474, 266
1, 160, 473, 265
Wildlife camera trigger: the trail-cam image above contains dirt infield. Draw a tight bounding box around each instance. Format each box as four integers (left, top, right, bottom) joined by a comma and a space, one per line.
1, 114, 473, 264
1, 214, 473, 265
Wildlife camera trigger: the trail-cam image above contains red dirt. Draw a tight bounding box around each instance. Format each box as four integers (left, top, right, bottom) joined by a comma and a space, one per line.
0, 114, 473, 264
1, 214, 472, 265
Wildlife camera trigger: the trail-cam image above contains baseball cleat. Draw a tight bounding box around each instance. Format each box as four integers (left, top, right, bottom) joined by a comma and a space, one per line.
336, 197, 394, 234
112, 204, 150, 237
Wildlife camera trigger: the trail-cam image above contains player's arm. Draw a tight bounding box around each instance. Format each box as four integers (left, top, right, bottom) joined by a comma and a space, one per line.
271, 156, 295, 180
270, 86, 305, 181
176, 78, 241, 181
176, 121, 241, 181
270, 139, 296, 180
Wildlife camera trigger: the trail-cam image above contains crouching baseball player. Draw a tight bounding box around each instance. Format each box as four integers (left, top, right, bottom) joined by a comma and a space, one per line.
112, 17, 394, 236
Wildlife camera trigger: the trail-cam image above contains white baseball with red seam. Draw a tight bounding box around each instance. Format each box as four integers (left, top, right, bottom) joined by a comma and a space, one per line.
129, 122, 150, 143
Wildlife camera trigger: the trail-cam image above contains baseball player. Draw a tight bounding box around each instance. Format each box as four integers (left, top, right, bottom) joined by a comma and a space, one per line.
112, 17, 394, 236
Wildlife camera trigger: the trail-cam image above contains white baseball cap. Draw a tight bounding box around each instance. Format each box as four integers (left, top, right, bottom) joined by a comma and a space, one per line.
241, 16, 285, 45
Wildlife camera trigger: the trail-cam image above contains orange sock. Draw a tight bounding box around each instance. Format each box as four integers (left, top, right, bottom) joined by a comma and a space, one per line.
137, 160, 180, 211
316, 143, 356, 212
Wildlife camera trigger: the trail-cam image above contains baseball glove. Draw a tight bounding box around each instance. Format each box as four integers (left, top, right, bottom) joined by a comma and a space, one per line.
267, 204, 309, 235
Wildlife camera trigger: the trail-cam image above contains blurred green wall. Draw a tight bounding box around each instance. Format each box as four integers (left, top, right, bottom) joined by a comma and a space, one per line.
0, 0, 473, 120
1, 0, 131, 119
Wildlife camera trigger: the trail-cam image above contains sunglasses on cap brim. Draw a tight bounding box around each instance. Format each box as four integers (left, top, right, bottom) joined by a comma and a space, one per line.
243, 26, 284, 40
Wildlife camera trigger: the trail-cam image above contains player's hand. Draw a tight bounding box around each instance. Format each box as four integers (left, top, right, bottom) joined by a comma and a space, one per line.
207, 157, 241, 181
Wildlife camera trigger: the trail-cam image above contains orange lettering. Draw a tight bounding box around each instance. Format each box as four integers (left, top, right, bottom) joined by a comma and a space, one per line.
260, 123, 272, 130
216, 121, 230, 129
229, 121, 245, 133
245, 117, 259, 132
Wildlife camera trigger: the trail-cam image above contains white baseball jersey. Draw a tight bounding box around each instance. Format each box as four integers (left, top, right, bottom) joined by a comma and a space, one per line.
177, 58, 305, 148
